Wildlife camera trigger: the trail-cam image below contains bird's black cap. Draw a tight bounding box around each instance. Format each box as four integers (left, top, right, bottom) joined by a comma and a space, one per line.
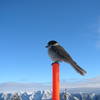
46, 40, 58, 48
48, 40, 58, 45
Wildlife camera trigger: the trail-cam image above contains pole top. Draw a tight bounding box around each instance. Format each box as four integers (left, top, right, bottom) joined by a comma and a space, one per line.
52, 62, 59, 66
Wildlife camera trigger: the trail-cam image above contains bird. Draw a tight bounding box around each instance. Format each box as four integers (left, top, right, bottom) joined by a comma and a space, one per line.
46, 40, 87, 75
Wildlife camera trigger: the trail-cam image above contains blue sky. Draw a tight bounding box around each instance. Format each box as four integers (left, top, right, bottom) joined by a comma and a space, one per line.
0, 0, 100, 83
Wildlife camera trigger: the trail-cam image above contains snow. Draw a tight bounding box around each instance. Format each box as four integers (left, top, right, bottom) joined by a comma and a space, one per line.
0, 76, 100, 99
0, 90, 100, 100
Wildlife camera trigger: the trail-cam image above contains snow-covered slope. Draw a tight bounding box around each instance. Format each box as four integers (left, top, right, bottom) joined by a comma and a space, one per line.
0, 90, 100, 100
0, 76, 100, 99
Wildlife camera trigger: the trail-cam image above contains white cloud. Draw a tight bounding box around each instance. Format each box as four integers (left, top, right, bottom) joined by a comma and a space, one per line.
61, 76, 100, 89
96, 31, 100, 48
0, 76, 100, 92
98, 28, 100, 33
96, 40, 100, 48
95, 17, 100, 48
0, 82, 51, 92
95, 27, 100, 48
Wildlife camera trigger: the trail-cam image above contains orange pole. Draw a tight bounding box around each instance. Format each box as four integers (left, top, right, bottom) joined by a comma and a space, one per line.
52, 62, 60, 100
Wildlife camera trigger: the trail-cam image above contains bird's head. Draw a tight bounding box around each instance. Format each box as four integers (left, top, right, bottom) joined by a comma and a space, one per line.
46, 40, 59, 48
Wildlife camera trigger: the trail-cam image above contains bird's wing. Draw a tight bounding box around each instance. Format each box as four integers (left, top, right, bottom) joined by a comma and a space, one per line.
52, 45, 87, 75
52, 45, 72, 61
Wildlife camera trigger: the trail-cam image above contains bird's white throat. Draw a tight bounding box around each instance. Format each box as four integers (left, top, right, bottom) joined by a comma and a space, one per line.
48, 43, 59, 48
53, 43, 59, 46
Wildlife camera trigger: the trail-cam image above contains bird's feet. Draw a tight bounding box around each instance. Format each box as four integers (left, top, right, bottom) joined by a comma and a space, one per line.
52, 61, 59, 65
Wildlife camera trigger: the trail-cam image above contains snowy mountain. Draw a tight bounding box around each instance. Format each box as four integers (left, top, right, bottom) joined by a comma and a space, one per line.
0, 76, 100, 99
0, 90, 100, 100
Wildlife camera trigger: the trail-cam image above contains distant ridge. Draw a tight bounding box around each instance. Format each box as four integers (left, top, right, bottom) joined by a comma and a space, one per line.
0, 76, 100, 92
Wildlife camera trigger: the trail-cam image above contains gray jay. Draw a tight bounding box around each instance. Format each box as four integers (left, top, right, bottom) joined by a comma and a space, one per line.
46, 40, 87, 75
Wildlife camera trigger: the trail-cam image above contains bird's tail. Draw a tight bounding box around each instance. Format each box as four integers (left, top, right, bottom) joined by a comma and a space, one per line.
69, 60, 87, 75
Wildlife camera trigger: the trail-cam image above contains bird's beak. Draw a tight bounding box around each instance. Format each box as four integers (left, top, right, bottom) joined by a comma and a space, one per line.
45, 45, 48, 48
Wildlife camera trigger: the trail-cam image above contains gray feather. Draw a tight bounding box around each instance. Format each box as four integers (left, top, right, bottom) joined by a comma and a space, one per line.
49, 45, 87, 75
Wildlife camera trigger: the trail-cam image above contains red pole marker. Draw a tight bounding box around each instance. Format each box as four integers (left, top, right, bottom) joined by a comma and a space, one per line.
52, 62, 60, 100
